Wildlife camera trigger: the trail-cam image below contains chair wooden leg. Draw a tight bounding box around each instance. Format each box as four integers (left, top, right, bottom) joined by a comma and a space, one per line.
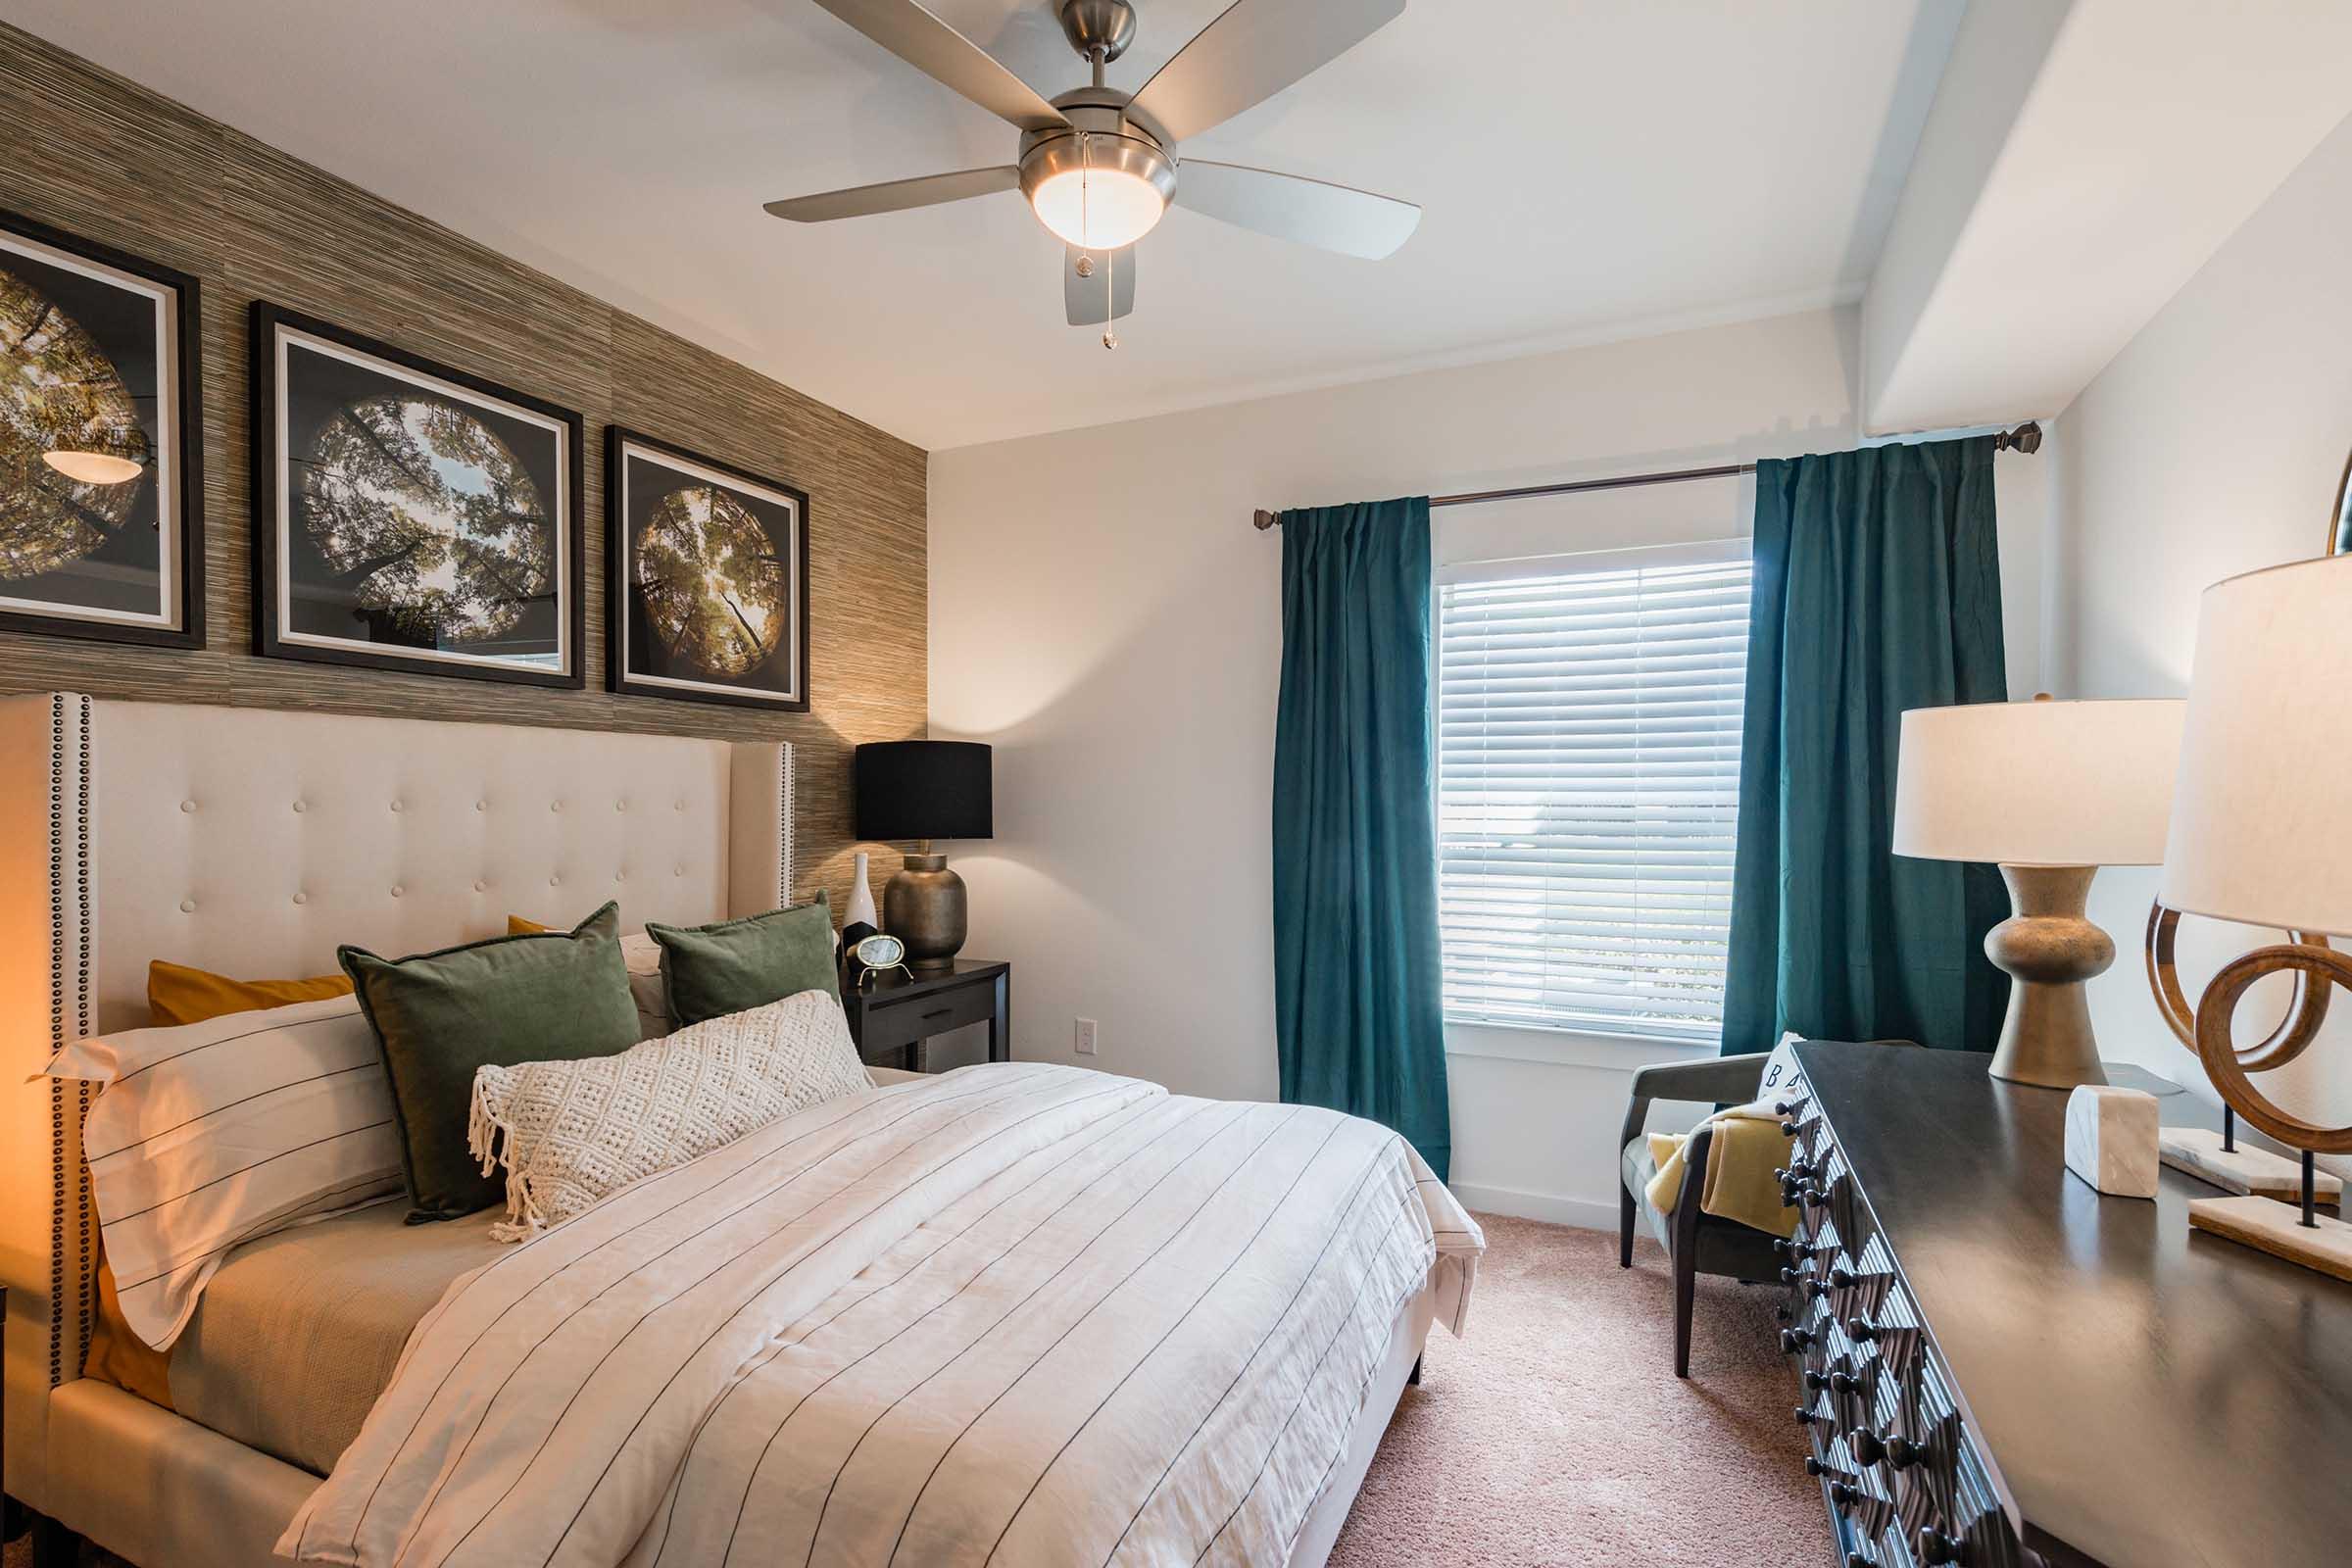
1672, 1244, 1696, 1379
1619, 1187, 1636, 1268
31, 1514, 78, 1568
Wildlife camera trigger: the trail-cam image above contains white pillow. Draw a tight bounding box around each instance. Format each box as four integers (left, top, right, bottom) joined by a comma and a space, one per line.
1757, 1032, 1806, 1103
619, 931, 668, 1039
469, 988, 870, 1241
42, 994, 403, 1349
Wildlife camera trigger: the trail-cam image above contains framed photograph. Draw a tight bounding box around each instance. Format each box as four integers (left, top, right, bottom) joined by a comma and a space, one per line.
607, 426, 809, 711
251, 302, 583, 687
0, 208, 203, 648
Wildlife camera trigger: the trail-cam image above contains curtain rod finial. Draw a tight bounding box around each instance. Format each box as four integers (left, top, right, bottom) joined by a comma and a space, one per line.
1252, 509, 1279, 531
1999, 420, 2043, 455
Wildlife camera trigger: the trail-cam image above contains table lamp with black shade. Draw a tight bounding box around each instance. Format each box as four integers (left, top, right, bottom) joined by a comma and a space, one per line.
855, 740, 992, 972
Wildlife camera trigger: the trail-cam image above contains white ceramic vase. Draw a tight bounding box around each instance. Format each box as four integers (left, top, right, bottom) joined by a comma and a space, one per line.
846, 850, 881, 931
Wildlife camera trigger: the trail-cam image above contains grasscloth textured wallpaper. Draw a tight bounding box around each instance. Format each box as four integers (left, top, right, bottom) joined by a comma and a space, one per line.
0, 24, 927, 914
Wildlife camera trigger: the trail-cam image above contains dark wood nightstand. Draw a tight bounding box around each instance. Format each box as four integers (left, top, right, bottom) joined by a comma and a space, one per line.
843, 959, 1009, 1073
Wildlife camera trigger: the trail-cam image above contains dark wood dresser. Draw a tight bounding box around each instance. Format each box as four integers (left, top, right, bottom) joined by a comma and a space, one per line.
1779, 1042, 2352, 1568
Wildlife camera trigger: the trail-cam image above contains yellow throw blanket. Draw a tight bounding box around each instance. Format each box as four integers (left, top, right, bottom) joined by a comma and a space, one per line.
1645, 1099, 1799, 1239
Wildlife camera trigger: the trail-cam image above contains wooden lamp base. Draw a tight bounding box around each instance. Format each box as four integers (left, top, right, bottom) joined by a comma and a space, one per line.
2158, 1126, 2342, 1205
2188, 1196, 2352, 1283
2171, 940, 2352, 1277
2145, 906, 2340, 1212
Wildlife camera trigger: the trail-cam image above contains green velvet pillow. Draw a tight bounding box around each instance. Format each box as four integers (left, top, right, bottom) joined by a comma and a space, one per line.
340, 902, 642, 1221
647, 892, 838, 1029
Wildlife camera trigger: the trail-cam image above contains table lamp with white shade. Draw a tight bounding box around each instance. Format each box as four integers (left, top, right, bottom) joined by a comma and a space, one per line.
2160, 553, 2352, 1276
1892, 697, 2187, 1089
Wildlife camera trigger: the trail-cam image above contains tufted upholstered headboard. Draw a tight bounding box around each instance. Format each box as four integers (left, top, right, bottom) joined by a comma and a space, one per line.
0, 693, 796, 1501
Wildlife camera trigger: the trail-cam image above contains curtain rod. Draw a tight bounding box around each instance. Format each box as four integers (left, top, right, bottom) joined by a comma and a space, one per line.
1249, 421, 2044, 530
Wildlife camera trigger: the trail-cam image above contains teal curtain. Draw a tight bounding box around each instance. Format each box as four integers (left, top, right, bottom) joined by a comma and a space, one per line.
1721, 437, 2012, 1056
1272, 497, 1451, 1178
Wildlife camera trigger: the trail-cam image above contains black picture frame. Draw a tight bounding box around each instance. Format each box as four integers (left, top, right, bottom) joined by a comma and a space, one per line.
0, 206, 204, 649
250, 301, 586, 689
606, 425, 811, 712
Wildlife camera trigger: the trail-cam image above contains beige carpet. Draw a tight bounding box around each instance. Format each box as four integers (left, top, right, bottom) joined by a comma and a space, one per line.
10, 1213, 1828, 1568
1328, 1212, 1833, 1567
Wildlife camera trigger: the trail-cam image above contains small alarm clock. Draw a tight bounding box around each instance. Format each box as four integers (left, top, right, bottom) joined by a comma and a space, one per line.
850, 932, 910, 990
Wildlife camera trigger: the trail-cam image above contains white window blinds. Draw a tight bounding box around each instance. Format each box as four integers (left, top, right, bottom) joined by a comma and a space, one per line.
1437, 542, 1752, 1042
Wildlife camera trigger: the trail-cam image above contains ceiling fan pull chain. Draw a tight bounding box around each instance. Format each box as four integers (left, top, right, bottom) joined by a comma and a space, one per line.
1103, 241, 1118, 350
1076, 127, 1118, 349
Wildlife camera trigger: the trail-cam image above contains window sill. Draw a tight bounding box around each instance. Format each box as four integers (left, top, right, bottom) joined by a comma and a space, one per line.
1443, 1018, 1719, 1071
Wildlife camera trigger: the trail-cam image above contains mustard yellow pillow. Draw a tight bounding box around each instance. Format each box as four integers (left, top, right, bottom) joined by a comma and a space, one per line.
89, 1255, 175, 1409
508, 915, 551, 935
147, 959, 353, 1027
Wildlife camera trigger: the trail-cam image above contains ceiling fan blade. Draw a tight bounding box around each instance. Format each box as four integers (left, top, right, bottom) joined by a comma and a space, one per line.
1129, 0, 1404, 143
764, 166, 1019, 222
1174, 161, 1419, 259
809, 0, 1068, 132
1064, 244, 1136, 326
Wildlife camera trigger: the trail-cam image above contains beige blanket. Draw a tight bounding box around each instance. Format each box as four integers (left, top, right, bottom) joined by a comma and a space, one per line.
172, 1200, 506, 1474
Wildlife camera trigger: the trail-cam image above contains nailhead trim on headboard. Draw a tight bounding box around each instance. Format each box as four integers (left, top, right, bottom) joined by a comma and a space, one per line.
44, 693, 94, 1386
780, 742, 797, 904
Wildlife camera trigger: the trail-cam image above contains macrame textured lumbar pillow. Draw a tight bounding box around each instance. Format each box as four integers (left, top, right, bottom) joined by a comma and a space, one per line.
469, 988, 871, 1240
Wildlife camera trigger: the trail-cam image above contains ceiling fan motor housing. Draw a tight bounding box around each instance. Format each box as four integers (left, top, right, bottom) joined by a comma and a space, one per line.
1017, 90, 1178, 216
1058, 0, 1138, 64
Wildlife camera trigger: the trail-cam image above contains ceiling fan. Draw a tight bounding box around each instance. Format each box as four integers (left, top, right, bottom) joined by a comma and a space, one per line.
768, 0, 1419, 334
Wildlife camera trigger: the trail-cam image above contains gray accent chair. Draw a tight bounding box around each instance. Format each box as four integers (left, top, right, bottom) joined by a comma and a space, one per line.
1619, 1041, 1915, 1377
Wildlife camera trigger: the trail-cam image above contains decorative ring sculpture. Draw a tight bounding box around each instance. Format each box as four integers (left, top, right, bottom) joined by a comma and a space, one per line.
2193, 943, 2352, 1155
2144, 901, 2332, 1072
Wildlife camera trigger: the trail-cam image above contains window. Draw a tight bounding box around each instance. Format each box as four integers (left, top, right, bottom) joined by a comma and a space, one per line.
1436, 541, 1751, 1043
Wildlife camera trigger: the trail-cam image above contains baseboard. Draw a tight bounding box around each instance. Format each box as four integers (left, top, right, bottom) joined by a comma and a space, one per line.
1447, 1181, 1617, 1231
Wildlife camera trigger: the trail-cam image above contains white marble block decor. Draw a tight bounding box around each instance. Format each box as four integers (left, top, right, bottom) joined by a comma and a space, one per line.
2065, 1086, 2161, 1199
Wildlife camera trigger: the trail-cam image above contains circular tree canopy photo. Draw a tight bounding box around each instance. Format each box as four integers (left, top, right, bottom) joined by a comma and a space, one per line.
300, 394, 553, 642
0, 268, 149, 581
635, 485, 787, 678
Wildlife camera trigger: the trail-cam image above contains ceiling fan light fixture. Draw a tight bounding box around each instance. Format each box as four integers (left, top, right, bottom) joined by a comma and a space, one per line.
1028, 169, 1162, 249
1019, 132, 1174, 251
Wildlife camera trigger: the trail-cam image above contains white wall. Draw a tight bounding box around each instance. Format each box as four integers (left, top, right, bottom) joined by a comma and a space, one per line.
2054, 112, 2352, 1171
929, 304, 2051, 1227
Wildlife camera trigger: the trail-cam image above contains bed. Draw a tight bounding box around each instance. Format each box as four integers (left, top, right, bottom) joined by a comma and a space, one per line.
1, 695, 1478, 1568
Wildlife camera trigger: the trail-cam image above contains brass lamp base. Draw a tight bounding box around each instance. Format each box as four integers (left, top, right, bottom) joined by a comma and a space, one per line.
1985, 863, 2113, 1090
884, 850, 967, 972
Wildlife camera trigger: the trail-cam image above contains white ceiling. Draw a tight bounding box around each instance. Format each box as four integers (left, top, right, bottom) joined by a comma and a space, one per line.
3, 0, 1962, 450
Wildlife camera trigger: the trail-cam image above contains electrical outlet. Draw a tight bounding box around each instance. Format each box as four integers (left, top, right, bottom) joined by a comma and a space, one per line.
1074, 1017, 1099, 1056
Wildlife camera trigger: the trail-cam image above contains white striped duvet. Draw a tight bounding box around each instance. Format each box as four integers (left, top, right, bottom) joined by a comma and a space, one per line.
282, 1062, 1482, 1568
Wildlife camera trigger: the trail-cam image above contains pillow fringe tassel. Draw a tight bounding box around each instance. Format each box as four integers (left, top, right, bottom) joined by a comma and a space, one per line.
467, 1078, 546, 1243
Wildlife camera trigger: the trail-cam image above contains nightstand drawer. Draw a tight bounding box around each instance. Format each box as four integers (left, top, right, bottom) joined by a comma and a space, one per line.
858, 977, 997, 1057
